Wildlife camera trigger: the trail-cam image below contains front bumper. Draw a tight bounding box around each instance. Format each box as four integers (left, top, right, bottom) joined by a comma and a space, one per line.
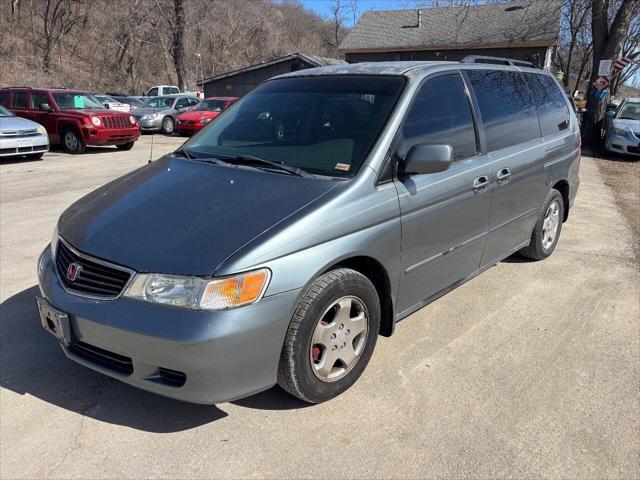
605, 132, 640, 156
176, 122, 204, 134
81, 126, 140, 146
37, 247, 300, 404
0, 134, 49, 157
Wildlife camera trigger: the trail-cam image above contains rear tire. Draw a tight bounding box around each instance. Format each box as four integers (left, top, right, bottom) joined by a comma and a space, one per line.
519, 189, 564, 260
161, 117, 175, 135
116, 142, 135, 151
278, 268, 380, 403
61, 127, 86, 154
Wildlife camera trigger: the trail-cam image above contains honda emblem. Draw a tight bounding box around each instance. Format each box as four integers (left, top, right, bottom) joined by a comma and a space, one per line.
66, 262, 82, 282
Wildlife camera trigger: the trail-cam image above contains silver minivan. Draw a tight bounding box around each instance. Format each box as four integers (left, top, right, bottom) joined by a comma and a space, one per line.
37, 58, 580, 404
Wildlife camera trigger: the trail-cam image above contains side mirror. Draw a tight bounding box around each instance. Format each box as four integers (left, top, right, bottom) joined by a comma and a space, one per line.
39, 103, 52, 111
402, 144, 453, 176
606, 110, 615, 117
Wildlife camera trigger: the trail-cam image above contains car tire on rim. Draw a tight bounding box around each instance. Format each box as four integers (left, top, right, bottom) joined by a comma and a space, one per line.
519, 189, 564, 260
61, 127, 86, 154
278, 268, 380, 403
161, 117, 174, 135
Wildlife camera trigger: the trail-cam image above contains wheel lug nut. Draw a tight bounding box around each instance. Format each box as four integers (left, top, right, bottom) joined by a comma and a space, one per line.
332, 345, 337, 351
339, 324, 344, 330
346, 329, 350, 335
331, 333, 336, 339
342, 342, 346, 348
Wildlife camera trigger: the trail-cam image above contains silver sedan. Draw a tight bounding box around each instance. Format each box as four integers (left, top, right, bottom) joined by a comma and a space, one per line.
0, 105, 49, 159
132, 96, 200, 134
604, 98, 640, 157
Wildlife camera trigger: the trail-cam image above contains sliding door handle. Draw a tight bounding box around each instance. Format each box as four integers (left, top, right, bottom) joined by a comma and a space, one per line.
473, 175, 490, 194
496, 168, 512, 185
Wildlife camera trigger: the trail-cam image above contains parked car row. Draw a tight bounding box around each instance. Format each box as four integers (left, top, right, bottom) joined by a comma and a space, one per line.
0, 85, 238, 158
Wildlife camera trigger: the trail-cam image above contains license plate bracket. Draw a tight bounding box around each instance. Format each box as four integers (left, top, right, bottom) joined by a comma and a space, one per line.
36, 297, 72, 346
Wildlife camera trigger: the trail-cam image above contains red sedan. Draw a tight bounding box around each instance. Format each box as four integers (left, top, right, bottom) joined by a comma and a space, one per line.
176, 97, 238, 135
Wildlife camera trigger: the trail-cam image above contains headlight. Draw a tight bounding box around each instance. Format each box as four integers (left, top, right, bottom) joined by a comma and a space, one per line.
123, 268, 271, 310
612, 127, 627, 137
129, 115, 136, 125
50, 224, 59, 258
199, 117, 211, 124
145, 113, 161, 120
36, 125, 47, 135
91, 116, 102, 127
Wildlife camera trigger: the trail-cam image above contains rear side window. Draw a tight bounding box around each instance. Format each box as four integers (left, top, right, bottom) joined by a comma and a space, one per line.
0, 92, 9, 107
399, 73, 478, 161
466, 70, 539, 151
524, 73, 570, 136
165, 87, 180, 95
30, 93, 50, 110
12, 92, 27, 109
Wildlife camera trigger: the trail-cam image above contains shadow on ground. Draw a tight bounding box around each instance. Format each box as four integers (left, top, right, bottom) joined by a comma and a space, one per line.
0, 286, 308, 432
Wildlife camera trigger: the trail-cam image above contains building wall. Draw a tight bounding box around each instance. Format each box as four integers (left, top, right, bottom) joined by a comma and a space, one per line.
202, 58, 313, 98
344, 46, 550, 69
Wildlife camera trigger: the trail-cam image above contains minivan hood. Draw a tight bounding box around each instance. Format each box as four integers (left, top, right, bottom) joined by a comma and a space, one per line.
58, 155, 338, 276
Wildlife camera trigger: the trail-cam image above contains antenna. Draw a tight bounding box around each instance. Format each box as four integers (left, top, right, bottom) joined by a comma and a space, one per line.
148, 132, 155, 164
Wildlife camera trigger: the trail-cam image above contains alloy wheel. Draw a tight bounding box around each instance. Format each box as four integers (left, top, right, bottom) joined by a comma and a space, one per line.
310, 296, 369, 382
542, 200, 560, 250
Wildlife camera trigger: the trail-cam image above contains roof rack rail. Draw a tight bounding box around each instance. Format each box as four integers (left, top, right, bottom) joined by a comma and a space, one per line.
461, 55, 534, 68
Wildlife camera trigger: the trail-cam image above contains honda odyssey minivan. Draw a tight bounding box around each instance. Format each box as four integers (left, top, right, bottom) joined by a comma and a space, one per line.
36, 58, 580, 404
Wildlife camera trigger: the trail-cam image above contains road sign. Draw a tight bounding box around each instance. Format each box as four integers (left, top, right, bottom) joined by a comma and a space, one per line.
593, 76, 609, 91
598, 60, 612, 77
614, 58, 632, 70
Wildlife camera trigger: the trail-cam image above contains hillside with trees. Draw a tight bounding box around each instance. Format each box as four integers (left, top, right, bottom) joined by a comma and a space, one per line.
0, 0, 349, 94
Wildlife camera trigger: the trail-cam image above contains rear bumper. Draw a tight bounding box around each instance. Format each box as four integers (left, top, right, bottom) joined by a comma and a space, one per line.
0, 134, 49, 157
81, 126, 140, 146
37, 247, 300, 404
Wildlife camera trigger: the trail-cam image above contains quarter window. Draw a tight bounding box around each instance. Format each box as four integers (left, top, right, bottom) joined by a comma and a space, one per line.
0, 92, 9, 107
12, 92, 27, 109
466, 70, 539, 151
399, 74, 478, 161
524, 73, 570, 137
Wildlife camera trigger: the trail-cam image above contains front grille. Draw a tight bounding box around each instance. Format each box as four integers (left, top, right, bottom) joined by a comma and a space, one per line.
627, 145, 640, 154
55, 239, 132, 298
0, 129, 39, 138
100, 115, 130, 129
69, 340, 133, 375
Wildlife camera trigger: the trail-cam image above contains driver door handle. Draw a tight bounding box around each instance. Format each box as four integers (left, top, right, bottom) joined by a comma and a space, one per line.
473, 175, 490, 194
496, 168, 512, 185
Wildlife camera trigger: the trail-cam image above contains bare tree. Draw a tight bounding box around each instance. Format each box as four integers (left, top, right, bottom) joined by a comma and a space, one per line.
610, 13, 640, 96
39, 0, 89, 72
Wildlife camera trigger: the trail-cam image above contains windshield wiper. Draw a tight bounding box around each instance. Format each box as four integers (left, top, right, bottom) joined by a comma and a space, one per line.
220, 154, 312, 177
174, 148, 229, 166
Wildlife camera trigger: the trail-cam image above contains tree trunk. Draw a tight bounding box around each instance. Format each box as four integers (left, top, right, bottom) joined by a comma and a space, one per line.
172, 0, 187, 91
583, 0, 636, 144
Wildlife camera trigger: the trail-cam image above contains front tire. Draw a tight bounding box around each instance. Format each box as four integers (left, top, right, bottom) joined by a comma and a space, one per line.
116, 142, 135, 151
61, 128, 86, 154
519, 189, 564, 260
161, 117, 174, 135
278, 268, 380, 403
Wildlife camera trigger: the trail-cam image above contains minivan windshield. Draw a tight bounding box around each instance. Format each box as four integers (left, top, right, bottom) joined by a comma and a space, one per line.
618, 102, 640, 121
52, 92, 104, 110
183, 75, 406, 177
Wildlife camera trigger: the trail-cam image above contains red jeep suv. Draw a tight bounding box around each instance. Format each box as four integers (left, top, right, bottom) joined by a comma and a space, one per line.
0, 88, 140, 153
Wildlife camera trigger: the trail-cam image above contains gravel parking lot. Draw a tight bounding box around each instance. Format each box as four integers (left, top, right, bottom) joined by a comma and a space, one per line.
1, 136, 639, 479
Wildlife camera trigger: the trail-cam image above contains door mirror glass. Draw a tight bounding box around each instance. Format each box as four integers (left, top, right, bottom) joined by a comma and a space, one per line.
39, 103, 52, 111
402, 144, 453, 176
104, 103, 111, 109
606, 110, 616, 117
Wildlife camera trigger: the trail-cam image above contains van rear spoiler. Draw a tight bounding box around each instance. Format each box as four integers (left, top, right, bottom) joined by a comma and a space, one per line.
461, 55, 535, 68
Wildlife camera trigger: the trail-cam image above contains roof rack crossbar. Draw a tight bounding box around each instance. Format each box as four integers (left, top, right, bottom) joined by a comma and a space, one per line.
461, 55, 534, 68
